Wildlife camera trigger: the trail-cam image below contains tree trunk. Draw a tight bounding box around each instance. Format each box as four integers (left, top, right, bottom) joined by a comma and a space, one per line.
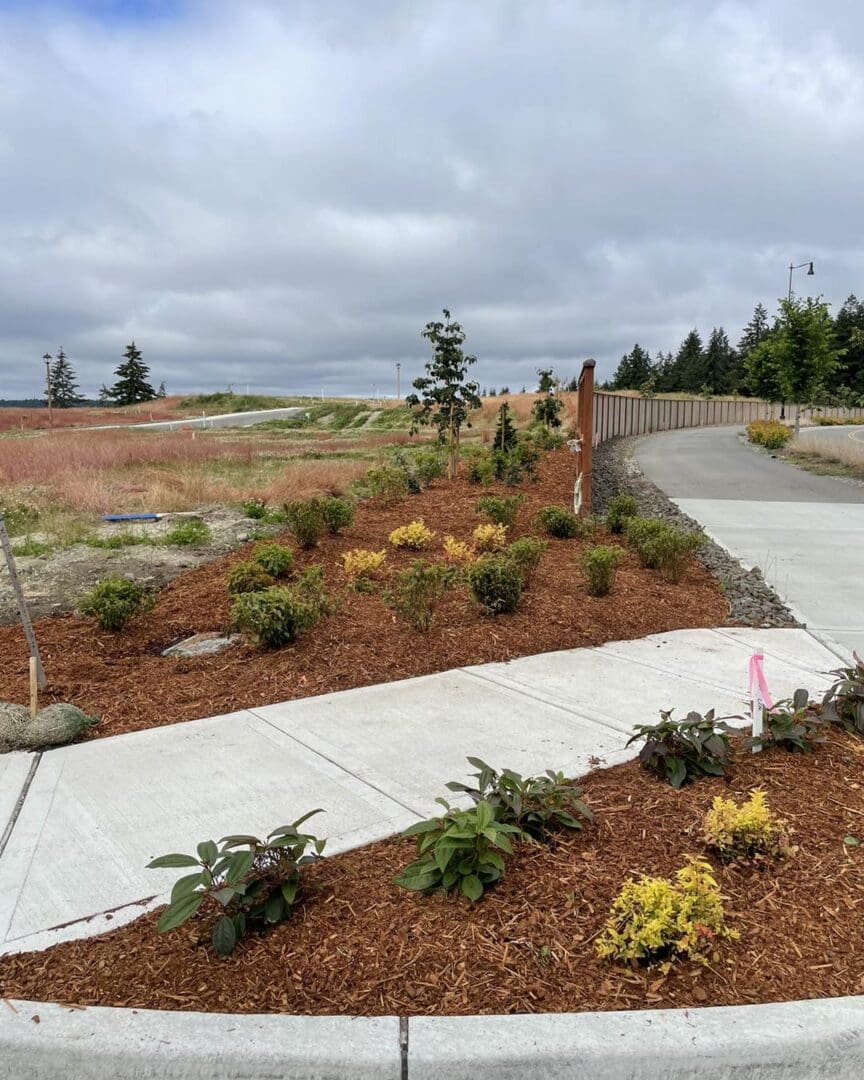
448, 413, 457, 480
794, 402, 801, 438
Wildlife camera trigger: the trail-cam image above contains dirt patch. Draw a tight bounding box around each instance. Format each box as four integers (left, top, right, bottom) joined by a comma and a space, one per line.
0, 508, 273, 624
3, 728, 863, 1015
0, 448, 729, 740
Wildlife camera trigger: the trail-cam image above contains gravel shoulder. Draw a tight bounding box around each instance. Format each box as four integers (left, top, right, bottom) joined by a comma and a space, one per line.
592, 438, 799, 628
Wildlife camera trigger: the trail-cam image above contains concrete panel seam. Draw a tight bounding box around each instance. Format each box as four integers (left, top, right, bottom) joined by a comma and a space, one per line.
0, 753, 41, 862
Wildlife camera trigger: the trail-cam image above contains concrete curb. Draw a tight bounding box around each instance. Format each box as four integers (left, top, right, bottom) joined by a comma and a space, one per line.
2, 997, 863, 1079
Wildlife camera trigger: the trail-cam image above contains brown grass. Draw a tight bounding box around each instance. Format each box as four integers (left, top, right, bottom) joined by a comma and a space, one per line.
790, 431, 864, 475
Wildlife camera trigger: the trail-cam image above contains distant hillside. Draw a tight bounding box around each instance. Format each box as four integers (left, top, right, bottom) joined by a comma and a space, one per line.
0, 399, 102, 408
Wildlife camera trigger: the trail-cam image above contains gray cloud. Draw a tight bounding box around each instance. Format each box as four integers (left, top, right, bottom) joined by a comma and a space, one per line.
1, 0, 863, 399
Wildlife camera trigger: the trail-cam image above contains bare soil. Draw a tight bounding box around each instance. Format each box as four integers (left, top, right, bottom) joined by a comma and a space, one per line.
2, 728, 862, 1015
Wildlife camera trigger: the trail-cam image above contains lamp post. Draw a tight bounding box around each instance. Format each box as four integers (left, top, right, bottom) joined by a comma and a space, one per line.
396, 361, 401, 401
787, 260, 814, 301
42, 353, 53, 427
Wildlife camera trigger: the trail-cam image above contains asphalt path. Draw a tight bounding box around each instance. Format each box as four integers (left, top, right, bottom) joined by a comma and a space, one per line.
634, 425, 864, 659
83, 406, 304, 432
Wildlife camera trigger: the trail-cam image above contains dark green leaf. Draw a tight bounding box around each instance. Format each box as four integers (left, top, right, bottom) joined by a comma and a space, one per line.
196, 840, 218, 865
264, 894, 284, 923
147, 853, 199, 869
461, 874, 483, 901
212, 915, 237, 957
170, 872, 205, 903
157, 892, 203, 932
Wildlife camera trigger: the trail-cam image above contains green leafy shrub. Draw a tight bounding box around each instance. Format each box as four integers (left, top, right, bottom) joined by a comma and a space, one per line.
252, 542, 294, 579
702, 790, 792, 861
466, 451, 495, 486
627, 708, 735, 788
242, 498, 268, 520
226, 560, 275, 596
414, 451, 446, 487
384, 559, 457, 631
822, 652, 864, 736
364, 465, 409, 506
283, 498, 325, 549
745, 688, 826, 752
580, 544, 625, 597
446, 757, 592, 840
536, 505, 581, 539
466, 554, 523, 614
505, 536, 547, 584
78, 576, 155, 631
494, 441, 539, 485
474, 494, 525, 528
393, 799, 524, 901
625, 518, 701, 581
230, 571, 329, 647
623, 517, 667, 567
747, 419, 793, 450
596, 857, 738, 964
163, 518, 211, 546
147, 810, 326, 957
606, 494, 638, 534
320, 496, 354, 534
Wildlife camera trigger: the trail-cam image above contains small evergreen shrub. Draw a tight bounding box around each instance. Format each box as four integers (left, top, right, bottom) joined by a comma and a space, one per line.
364, 465, 409, 506
414, 452, 446, 487
745, 688, 826, 753
472, 522, 508, 552
627, 708, 735, 788
230, 573, 328, 647
596, 857, 738, 965
580, 544, 625, 596
393, 799, 524, 901
747, 419, 792, 450
78, 576, 155, 631
283, 498, 325, 549
442, 535, 475, 564
226, 560, 275, 596
474, 494, 525, 527
606, 494, 638, 533
163, 518, 211, 546
625, 518, 701, 581
821, 652, 864, 737
536, 505, 581, 539
702, 790, 792, 861
342, 548, 387, 583
385, 559, 456, 631
147, 810, 326, 958
466, 555, 523, 614
505, 536, 547, 583
389, 519, 435, 549
320, 496, 354, 534
252, 543, 294, 579
466, 451, 495, 486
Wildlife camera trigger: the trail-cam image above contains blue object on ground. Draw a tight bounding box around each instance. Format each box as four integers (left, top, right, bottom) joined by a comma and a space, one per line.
101, 513, 160, 522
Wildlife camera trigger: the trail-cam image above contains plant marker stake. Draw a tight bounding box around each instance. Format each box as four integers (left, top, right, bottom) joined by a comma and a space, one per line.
748, 653, 773, 753
0, 514, 46, 689
29, 657, 38, 719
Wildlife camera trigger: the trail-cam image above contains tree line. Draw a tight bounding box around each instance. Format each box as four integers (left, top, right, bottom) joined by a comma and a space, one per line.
606, 294, 864, 408
44, 343, 165, 408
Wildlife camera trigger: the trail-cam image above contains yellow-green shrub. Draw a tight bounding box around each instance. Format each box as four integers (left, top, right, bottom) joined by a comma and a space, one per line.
747, 419, 792, 450
442, 535, 475, 564
389, 519, 435, 550
596, 856, 737, 965
472, 522, 508, 552
342, 548, 387, 581
702, 789, 791, 861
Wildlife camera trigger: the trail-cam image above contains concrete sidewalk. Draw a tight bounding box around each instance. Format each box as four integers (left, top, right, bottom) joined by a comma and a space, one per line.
635, 427, 864, 659
0, 627, 843, 957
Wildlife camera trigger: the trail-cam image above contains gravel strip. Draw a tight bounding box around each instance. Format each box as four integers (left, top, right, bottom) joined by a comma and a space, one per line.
592, 438, 800, 628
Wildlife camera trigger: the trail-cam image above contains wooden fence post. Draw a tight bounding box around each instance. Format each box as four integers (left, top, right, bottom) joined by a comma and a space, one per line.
578, 359, 595, 514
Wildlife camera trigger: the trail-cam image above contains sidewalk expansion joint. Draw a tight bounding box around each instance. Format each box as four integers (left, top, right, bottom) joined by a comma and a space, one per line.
399, 1015, 409, 1080
0, 753, 41, 863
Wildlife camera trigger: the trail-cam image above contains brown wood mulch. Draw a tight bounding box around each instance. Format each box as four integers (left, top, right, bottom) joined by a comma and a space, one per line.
0, 448, 727, 740
2, 729, 863, 1015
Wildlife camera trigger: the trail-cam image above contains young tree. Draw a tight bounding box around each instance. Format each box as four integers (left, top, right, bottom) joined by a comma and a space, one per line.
755, 297, 841, 434
104, 342, 156, 406
537, 368, 556, 393
49, 347, 84, 408
494, 400, 517, 451
156, 380, 167, 399
407, 310, 482, 479
610, 344, 653, 390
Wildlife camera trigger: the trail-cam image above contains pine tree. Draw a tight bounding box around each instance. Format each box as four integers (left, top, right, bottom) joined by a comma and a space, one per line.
832, 295, 864, 397
654, 351, 676, 392
672, 330, 705, 393
156, 381, 167, 399
737, 303, 770, 359
702, 328, 737, 395
104, 342, 155, 406
537, 368, 556, 393
494, 400, 518, 451
610, 344, 653, 390
49, 347, 84, 408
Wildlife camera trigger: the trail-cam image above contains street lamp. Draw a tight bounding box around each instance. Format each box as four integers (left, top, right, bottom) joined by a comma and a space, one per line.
787, 260, 814, 300
42, 353, 53, 427
396, 361, 401, 401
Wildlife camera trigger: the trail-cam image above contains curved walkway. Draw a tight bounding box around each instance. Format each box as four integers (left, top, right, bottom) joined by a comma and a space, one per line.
635, 426, 864, 659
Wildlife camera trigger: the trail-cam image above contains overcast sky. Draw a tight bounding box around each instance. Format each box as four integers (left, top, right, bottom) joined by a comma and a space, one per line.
1, 0, 862, 399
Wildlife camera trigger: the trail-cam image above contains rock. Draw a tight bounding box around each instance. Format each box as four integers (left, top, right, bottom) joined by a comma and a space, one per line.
162, 632, 243, 659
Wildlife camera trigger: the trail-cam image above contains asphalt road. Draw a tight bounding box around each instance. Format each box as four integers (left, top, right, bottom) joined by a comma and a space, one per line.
635, 425, 864, 503
85, 406, 304, 432
797, 423, 864, 449
634, 424, 864, 659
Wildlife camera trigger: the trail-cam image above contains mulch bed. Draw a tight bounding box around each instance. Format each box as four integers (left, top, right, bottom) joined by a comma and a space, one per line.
3, 729, 863, 1015
0, 447, 727, 740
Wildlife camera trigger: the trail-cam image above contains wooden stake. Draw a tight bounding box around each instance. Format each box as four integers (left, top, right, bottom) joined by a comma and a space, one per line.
29, 657, 38, 719
0, 515, 46, 688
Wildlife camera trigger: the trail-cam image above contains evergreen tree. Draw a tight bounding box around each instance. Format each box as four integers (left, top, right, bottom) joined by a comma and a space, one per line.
500, 385, 510, 394
654, 351, 676, 392
494, 400, 518, 451
702, 327, 737, 395
832, 295, 864, 397
407, 310, 482, 479
49, 347, 84, 408
737, 303, 770, 358
104, 342, 155, 406
537, 368, 556, 393
672, 330, 705, 392
156, 381, 167, 399
610, 344, 653, 390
